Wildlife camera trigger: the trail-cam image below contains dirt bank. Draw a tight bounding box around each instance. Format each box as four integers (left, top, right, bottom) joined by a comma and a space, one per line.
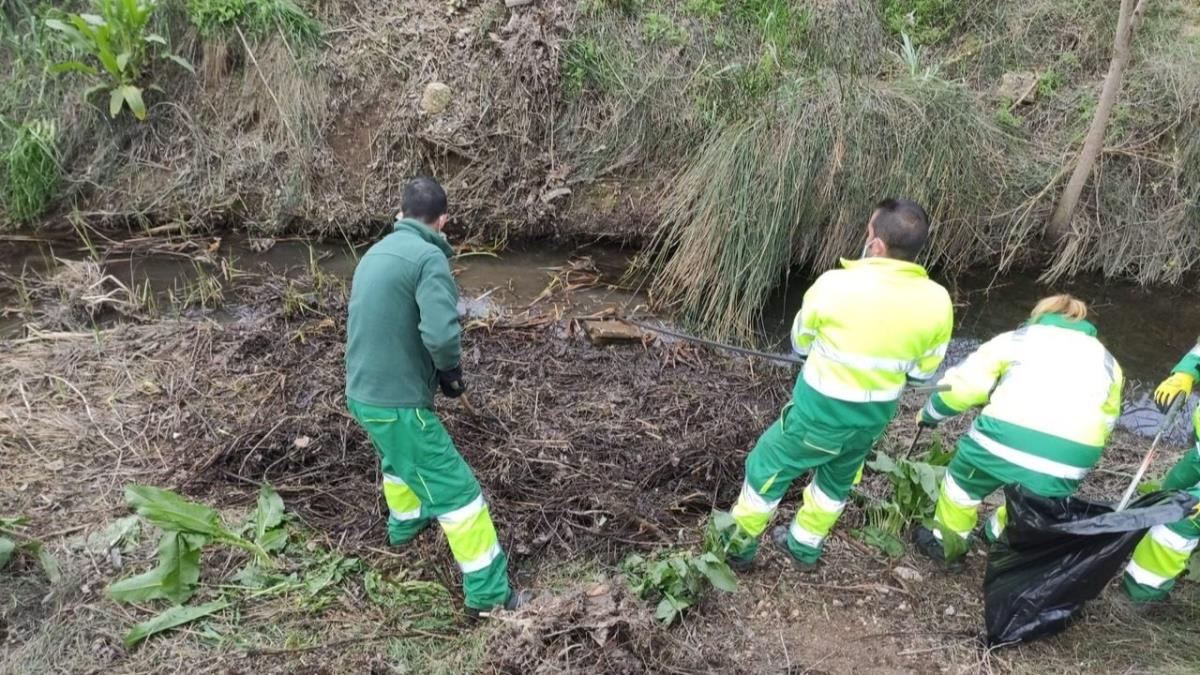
2, 277, 1198, 673
5, 0, 1198, 285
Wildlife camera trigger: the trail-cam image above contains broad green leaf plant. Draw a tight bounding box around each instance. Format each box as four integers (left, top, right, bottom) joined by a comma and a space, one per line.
45, 0, 194, 120
0, 516, 62, 583
108, 485, 285, 606
621, 512, 741, 625
106, 484, 290, 647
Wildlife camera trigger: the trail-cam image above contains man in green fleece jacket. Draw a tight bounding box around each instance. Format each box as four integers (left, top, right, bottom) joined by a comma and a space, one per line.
345, 177, 519, 616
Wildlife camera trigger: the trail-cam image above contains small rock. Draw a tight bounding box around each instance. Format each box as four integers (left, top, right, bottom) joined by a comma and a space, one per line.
790, 609, 800, 618
944, 605, 956, 617
421, 82, 453, 115
893, 566, 923, 583
997, 71, 1038, 104
831, 599, 844, 608
898, 602, 910, 612
293, 435, 312, 449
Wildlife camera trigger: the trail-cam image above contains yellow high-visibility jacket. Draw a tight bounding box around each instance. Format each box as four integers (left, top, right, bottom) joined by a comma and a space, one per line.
790, 257, 953, 426
922, 314, 1123, 493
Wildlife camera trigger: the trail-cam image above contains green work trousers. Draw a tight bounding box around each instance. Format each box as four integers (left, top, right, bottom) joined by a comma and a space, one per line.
348, 398, 510, 610
1122, 441, 1200, 602
730, 403, 884, 564
930, 443, 1080, 561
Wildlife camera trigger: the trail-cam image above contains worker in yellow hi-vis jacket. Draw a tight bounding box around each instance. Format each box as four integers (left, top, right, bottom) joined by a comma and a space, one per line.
724, 199, 954, 571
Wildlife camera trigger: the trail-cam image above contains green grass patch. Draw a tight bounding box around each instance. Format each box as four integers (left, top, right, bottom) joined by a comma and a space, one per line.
1, 119, 60, 222
1035, 68, 1063, 98
642, 12, 689, 45
683, 0, 726, 19
882, 0, 961, 45
186, 0, 321, 44
735, 0, 810, 60
562, 37, 620, 96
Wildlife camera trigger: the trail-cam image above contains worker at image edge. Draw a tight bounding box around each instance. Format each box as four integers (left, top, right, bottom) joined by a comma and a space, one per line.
1122, 343, 1200, 602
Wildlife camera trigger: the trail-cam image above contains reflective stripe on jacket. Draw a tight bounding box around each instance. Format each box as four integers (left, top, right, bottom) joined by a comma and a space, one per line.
791, 257, 953, 405
924, 314, 1123, 485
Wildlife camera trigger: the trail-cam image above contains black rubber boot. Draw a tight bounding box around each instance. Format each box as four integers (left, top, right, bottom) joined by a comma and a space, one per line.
726, 554, 754, 572
465, 588, 533, 620
771, 526, 819, 572
912, 526, 964, 570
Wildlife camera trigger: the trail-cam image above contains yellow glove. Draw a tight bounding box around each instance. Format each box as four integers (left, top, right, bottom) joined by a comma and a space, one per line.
1154, 372, 1194, 412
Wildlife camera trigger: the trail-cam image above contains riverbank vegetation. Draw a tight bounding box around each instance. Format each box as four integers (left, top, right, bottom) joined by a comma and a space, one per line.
1, 0, 1198, 337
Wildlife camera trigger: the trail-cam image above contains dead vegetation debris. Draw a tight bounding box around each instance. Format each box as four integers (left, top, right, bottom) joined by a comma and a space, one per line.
3, 280, 1200, 673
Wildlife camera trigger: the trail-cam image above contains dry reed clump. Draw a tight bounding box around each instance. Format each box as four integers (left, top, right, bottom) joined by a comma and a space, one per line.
29, 260, 148, 329
643, 74, 1044, 341
1035, 19, 1200, 284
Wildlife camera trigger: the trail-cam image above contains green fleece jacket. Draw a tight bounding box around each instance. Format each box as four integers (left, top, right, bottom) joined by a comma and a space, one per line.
345, 219, 461, 408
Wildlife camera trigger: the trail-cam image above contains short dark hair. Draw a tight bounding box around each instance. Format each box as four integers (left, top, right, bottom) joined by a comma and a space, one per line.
401, 177, 448, 224
870, 198, 930, 261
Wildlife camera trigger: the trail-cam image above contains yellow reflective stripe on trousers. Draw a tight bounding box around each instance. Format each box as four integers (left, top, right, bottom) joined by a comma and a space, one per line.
922, 399, 950, 422
383, 473, 422, 521
790, 484, 845, 548
943, 474, 981, 507
1149, 525, 1199, 554
1125, 560, 1173, 588
933, 474, 979, 539
967, 428, 1089, 480
731, 480, 781, 537
437, 495, 501, 573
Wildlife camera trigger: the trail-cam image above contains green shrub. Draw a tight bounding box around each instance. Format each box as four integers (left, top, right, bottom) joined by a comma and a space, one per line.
1, 119, 60, 222
186, 0, 321, 43
622, 512, 741, 624
882, 0, 960, 45
1036, 69, 1063, 98
45, 0, 194, 120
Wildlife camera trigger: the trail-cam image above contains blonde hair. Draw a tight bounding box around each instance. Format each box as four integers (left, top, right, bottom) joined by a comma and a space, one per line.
1030, 294, 1088, 321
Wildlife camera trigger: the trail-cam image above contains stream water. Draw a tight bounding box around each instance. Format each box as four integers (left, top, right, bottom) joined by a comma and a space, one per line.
2, 233, 1197, 442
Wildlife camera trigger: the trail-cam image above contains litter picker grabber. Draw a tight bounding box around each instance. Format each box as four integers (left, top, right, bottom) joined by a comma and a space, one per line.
1116, 395, 1186, 511
901, 425, 926, 459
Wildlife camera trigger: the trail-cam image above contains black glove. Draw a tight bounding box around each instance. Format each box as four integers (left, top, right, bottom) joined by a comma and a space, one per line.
437, 366, 466, 398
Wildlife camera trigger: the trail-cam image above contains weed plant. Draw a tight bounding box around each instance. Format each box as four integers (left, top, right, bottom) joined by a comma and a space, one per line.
45, 0, 194, 120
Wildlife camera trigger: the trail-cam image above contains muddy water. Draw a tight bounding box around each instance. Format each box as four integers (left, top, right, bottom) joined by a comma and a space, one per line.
2, 235, 1196, 440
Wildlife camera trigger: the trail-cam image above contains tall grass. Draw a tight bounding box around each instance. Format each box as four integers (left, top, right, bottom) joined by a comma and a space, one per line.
644, 73, 1044, 341
1, 120, 60, 222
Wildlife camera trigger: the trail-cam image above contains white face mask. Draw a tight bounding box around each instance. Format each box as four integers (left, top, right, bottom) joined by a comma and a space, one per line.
861, 237, 880, 259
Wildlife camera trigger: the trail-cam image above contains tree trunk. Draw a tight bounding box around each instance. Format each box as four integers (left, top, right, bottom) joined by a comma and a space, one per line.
1047, 0, 1148, 241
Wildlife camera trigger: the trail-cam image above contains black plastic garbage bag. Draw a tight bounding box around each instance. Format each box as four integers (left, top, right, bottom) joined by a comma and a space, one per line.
983, 486, 1198, 646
